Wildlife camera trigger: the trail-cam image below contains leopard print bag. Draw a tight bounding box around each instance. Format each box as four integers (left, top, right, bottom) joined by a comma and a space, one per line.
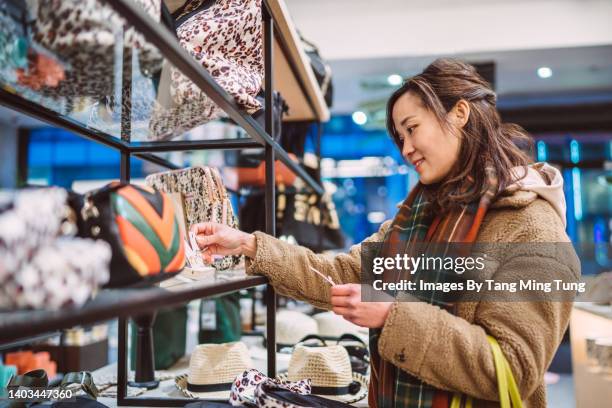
27, 0, 163, 98
148, 0, 264, 141
145, 166, 242, 270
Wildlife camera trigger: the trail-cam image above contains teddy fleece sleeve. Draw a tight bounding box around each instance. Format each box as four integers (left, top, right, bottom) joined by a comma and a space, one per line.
245, 221, 392, 310
376, 246, 580, 401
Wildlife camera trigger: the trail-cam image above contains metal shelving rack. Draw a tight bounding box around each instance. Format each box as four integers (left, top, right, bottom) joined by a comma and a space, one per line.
0, 0, 328, 405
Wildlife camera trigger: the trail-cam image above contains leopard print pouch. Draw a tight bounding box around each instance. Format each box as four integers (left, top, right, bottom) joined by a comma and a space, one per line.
27, 0, 163, 98
148, 0, 264, 141
145, 166, 241, 270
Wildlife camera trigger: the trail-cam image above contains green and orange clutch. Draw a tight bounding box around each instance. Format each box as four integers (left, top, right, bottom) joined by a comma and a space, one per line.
74, 182, 185, 288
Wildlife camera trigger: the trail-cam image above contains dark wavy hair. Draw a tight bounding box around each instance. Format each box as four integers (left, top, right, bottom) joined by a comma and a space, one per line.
386, 58, 533, 213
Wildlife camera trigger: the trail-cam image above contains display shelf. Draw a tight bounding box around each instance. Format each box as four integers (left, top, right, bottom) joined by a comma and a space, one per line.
0, 269, 267, 344
0, 331, 61, 352
0, 0, 324, 195
0, 0, 327, 403
265, 0, 330, 122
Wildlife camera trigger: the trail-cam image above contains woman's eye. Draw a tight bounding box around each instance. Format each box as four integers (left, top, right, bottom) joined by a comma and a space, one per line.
406, 126, 415, 135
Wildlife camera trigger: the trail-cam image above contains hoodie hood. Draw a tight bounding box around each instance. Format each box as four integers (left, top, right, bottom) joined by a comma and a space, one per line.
493, 162, 567, 227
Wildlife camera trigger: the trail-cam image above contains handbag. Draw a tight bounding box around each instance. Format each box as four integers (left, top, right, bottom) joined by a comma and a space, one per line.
223, 90, 289, 169
336, 334, 369, 376
27, 0, 164, 97
300, 35, 333, 108
148, 0, 264, 141
224, 153, 298, 189
71, 182, 185, 288
145, 166, 241, 270
276, 185, 345, 252
450, 336, 523, 408
238, 183, 345, 252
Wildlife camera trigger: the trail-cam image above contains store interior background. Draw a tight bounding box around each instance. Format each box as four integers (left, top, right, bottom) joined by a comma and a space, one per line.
0, 1, 611, 407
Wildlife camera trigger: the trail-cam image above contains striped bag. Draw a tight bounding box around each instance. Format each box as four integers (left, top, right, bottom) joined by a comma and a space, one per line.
74, 182, 185, 288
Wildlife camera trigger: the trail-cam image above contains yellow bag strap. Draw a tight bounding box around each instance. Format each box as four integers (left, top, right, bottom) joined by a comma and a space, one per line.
488, 335, 510, 407
450, 336, 522, 408
450, 393, 462, 408
503, 351, 522, 407
487, 335, 523, 408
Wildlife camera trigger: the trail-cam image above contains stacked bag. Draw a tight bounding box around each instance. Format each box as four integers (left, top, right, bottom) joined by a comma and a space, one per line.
0, 188, 111, 311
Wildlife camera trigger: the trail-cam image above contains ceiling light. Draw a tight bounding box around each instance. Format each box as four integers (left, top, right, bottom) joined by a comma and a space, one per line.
537, 67, 552, 79
352, 111, 368, 125
387, 74, 403, 86
367, 211, 386, 224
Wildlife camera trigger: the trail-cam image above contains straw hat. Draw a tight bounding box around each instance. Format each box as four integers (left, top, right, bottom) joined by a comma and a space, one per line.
313, 311, 369, 341
175, 342, 252, 400
278, 344, 368, 403
267, 310, 319, 348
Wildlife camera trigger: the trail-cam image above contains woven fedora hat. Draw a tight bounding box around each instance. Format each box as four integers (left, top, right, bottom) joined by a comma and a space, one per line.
266, 310, 319, 349
278, 344, 368, 404
175, 342, 252, 400
313, 311, 368, 341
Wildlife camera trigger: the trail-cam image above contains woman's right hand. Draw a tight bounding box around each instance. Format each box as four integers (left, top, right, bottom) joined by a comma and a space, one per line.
190, 222, 257, 264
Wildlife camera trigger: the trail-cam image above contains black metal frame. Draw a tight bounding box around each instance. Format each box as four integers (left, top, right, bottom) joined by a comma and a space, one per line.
0, 0, 325, 405
0, 275, 268, 344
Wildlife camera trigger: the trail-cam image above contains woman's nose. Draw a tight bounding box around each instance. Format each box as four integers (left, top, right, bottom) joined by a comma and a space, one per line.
402, 138, 415, 158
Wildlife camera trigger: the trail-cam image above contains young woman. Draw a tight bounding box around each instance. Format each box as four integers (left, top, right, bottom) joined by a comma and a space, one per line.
192, 59, 580, 408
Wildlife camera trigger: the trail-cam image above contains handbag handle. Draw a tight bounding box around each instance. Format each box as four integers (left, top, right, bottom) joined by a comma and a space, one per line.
211, 168, 228, 200
451, 335, 522, 408
201, 167, 218, 203
336, 333, 367, 347
297, 334, 328, 347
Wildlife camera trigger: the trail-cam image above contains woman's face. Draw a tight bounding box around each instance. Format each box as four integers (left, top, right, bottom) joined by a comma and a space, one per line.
391, 91, 462, 184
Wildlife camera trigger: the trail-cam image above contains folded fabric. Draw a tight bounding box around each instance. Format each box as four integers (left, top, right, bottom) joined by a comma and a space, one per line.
6, 369, 48, 389
255, 382, 355, 408
60, 371, 98, 400
0, 364, 17, 397
229, 369, 310, 407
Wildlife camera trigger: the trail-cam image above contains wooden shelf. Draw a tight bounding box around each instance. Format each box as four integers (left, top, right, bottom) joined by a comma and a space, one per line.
268, 0, 330, 122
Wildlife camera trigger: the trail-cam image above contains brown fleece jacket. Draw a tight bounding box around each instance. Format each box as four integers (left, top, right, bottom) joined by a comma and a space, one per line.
246, 190, 580, 407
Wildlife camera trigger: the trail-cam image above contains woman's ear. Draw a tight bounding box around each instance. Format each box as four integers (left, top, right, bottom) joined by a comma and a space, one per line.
450, 99, 470, 129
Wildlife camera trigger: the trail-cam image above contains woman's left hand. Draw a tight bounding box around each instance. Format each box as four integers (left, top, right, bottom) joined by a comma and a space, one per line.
330, 284, 393, 328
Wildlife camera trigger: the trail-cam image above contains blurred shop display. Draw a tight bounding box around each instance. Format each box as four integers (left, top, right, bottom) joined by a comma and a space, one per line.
577, 272, 612, 305
0, 0, 333, 405
239, 182, 346, 252
570, 304, 612, 407
33, 325, 109, 373
0, 188, 111, 311
4, 350, 57, 378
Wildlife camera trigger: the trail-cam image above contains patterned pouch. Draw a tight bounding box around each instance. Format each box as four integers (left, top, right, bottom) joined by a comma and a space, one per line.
145, 166, 242, 270
229, 369, 310, 407
27, 0, 163, 98
148, 0, 264, 141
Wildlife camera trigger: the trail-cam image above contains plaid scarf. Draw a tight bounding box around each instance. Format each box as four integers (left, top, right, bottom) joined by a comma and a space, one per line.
368, 168, 498, 408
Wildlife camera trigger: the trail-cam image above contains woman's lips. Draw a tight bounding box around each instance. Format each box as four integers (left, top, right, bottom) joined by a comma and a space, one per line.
413, 159, 425, 171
